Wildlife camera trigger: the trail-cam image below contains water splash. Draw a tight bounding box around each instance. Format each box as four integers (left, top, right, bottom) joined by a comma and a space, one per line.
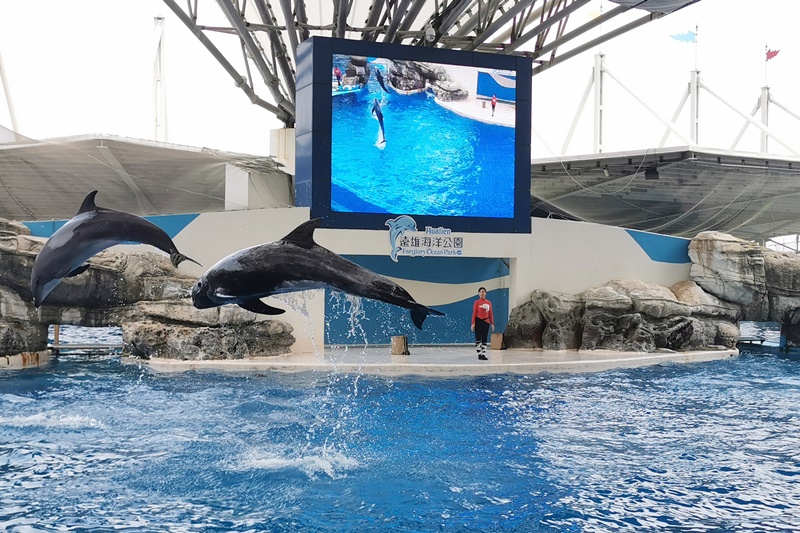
235, 445, 361, 480
0, 411, 105, 429
272, 289, 323, 354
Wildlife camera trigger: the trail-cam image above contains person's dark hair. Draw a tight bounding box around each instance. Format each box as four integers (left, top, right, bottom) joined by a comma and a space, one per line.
478, 286, 486, 293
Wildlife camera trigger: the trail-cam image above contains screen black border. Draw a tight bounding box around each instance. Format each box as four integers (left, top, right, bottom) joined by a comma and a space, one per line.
295, 36, 531, 233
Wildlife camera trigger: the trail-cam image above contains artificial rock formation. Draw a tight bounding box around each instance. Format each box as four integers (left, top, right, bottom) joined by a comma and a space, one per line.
387, 60, 468, 100
342, 56, 370, 87
505, 279, 740, 353
0, 218, 294, 360
690, 231, 800, 347
507, 230, 800, 353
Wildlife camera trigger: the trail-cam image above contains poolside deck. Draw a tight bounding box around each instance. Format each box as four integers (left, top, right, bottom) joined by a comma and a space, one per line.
435, 96, 515, 128
141, 345, 738, 376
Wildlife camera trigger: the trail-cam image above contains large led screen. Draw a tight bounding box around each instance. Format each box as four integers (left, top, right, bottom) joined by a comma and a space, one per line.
296, 37, 531, 233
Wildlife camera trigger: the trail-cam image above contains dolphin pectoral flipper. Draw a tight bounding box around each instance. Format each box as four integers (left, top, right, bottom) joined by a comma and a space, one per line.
238, 299, 286, 315
64, 264, 91, 278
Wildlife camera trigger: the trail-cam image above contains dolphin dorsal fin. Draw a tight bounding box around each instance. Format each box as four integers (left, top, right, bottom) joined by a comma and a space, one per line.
77, 191, 99, 215
281, 218, 322, 249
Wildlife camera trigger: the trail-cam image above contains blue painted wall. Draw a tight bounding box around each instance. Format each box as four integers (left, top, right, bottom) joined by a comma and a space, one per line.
325, 255, 509, 345
24, 213, 200, 239
625, 229, 690, 264
476, 71, 516, 102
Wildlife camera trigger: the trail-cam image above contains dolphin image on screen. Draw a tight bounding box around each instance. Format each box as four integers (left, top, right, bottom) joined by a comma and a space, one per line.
371, 98, 386, 143
191, 218, 445, 329
375, 67, 390, 93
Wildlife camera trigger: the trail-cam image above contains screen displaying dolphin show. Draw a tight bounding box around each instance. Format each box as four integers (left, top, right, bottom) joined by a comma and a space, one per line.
295, 37, 532, 233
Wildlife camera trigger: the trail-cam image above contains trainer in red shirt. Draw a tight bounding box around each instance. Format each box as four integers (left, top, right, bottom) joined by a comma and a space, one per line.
471, 287, 494, 360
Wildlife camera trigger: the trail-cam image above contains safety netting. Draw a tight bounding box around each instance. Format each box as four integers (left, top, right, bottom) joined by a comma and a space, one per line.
0, 125, 290, 221
531, 147, 800, 243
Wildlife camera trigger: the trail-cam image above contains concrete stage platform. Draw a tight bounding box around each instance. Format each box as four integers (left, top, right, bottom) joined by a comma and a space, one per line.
141, 345, 739, 376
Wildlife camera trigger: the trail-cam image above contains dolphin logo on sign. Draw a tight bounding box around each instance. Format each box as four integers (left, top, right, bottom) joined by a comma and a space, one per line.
385, 215, 417, 262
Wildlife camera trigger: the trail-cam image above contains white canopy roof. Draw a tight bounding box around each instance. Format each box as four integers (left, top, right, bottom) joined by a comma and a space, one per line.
0, 125, 289, 221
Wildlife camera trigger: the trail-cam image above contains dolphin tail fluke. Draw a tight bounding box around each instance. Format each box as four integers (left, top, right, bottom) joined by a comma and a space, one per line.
409, 305, 446, 330
170, 251, 202, 269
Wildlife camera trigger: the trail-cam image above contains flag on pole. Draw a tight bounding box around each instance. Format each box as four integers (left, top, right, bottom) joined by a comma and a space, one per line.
766, 49, 780, 61
671, 31, 696, 43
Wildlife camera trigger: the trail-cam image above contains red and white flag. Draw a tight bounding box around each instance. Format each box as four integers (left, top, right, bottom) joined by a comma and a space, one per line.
766, 49, 780, 61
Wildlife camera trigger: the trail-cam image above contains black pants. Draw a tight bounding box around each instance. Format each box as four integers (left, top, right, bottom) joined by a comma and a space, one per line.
474, 319, 490, 345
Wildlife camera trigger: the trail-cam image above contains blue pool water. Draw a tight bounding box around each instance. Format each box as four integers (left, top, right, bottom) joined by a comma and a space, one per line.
330, 70, 516, 218
2, 345, 800, 531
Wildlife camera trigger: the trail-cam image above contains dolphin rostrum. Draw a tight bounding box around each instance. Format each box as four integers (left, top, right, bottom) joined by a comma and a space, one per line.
30, 190, 200, 307
191, 218, 446, 329
371, 98, 386, 143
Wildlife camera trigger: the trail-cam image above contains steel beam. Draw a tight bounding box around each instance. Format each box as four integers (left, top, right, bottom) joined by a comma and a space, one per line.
215, 0, 295, 118
252, 0, 296, 100
162, 0, 292, 124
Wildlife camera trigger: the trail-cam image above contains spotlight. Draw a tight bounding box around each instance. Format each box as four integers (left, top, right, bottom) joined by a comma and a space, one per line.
645, 167, 659, 180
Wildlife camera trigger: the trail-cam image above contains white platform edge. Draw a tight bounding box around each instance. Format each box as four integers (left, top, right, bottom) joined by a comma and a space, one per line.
135, 347, 739, 377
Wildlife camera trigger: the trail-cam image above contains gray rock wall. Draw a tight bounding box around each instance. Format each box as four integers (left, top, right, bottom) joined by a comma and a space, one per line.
506, 280, 741, 353
690, 231, 800, 349
387, 60, 468, 100
508, 231, 800, 353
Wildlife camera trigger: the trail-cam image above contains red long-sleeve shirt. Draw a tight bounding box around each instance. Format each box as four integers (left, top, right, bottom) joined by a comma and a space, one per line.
472, 298, 494, 326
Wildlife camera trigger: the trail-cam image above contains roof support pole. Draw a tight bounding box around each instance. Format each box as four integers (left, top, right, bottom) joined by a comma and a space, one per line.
215, 0, 295, 118
689, 69, 699, 144
504, 0, 593, 55
96, 142, 157, 215
659, 85, 689, 147
760, 85, 769, 153
561, 69, 594, 155
161, 0, 292, 125
252, 0, 297, 101
0, 48, 19, 134
278, 0, 300, 60
334, 0, 349, 38
362, 0, 386, 40
295, 0, 311, 42
532, 9, 659, 75
153, 15, 168, 142
729, 99, 759, 151
592, 53, 603, 154
603, 65, 694, 146
464, 0, 536, 51
438, 0, 476, 39
770, 95, 800, 123
700, 80, 799, 155
396, 0, 428, 43
384, 0, 413, 42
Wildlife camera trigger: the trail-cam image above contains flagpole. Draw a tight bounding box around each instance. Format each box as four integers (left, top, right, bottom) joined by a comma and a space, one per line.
694, 24, 698, 71
765, 44, 768, 86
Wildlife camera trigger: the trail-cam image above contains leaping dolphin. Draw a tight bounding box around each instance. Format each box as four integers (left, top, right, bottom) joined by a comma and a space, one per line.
30, 190, 200, 307
191, 218, 446, 329
375, 68, 390, 93
371, 98, 386, 144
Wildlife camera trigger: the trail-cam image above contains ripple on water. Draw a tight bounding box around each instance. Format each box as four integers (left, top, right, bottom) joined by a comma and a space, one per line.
2, 353, 800, 531
491, 359, 800, 531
